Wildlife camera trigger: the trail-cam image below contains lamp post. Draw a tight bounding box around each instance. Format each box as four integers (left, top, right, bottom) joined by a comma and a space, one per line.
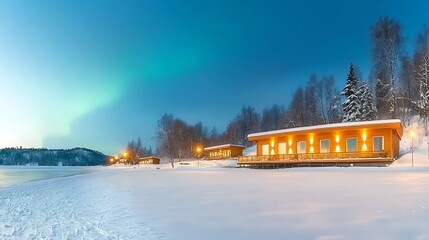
123, 151, 128, 164
196, 147, 202, 167
410, 131, 415, 167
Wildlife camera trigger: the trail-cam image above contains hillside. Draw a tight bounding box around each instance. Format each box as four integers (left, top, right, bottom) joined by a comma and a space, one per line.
0, 148, 108, 166
393, 117, 429, 167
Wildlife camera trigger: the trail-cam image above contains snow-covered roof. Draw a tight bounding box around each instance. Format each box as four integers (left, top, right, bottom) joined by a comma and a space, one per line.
248, 119, 402, 139
204, 144, 245, 151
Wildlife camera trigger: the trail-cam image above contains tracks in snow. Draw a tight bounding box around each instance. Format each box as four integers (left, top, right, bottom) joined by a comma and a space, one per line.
0, 170, 165, 239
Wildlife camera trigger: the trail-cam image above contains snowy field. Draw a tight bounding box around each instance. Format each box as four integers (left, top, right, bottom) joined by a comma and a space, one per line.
1, 162, 429, 239
1, 119, 429, 239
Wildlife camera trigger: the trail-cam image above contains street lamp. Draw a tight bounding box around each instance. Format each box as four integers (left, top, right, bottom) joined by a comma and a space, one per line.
196, 147, 202, 167
123, 151, 128, 164
410, 130, 415, 167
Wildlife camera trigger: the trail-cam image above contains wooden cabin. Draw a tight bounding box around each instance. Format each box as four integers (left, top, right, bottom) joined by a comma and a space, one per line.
139, 157, 160, 165
204, 144, 245, 160
238, 119, 403, 167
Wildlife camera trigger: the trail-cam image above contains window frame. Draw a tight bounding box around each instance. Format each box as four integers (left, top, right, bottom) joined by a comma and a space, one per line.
320, 139, 330, 153
297, 141, 306, 154
372, 136, 385, 152
278, 142, 287, 155
346, 137, 358, 152
262, 144, 270, 155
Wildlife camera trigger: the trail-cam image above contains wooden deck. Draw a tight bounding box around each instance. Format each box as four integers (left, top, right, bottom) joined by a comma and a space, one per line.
237, 152, 393, 168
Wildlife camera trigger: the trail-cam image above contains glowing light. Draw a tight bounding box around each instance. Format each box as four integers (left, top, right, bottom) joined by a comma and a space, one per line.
410, 131, 415, 137
288, 139, 292, 146
271, 140, 275, 147
196, 147, 202, 152
335, 145, 340, 152
270, 149, 275, 155
362, 143, 368, 151
123, 151, 128, 157
115, 155, 119, 160
288, 147, 293, 154
362, 133, 367, 141
310, 146, 314, 153
309, 138, 314, 145
110, 158, 114, 162
335, 135, 340, 143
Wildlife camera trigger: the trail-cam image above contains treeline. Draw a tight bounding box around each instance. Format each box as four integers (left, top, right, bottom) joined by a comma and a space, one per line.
133, 16, 429, 163
0, 147, 108, 166
369, 17, 429, 130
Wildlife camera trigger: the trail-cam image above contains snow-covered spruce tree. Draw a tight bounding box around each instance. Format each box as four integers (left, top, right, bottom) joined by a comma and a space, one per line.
341, 63, 361, 122
359, 82, 377, 121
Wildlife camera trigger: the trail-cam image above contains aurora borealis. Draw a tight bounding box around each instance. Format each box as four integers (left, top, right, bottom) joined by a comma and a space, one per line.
1, 0, 428, 154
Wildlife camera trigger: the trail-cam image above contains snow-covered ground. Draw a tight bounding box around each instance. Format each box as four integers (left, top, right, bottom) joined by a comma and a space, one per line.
3, 118, 429, 239
1, 164, 429, 239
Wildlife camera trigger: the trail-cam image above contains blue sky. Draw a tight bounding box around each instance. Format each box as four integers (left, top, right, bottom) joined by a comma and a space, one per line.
1, 0, 428, 155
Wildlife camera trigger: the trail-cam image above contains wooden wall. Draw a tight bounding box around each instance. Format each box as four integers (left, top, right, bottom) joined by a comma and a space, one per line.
205, 146, 244, 159
255, 127, 397, 158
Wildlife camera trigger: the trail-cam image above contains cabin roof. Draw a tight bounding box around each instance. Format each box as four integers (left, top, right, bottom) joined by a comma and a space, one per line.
248, 119, 403, 140
204, 144, 245, 151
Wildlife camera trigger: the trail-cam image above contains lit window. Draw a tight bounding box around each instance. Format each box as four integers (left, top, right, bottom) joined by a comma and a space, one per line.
297, 141, 306, 154
373, 136, 384, 152
346, 138, 358, 152
320, 139, 330, 153
262, 144, 269, 155
278, 142, 287, 155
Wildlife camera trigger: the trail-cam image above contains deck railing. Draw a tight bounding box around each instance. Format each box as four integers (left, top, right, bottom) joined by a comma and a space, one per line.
237, 151, 389, 162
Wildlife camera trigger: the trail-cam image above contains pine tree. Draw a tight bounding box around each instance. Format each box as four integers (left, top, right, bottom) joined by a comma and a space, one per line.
359, 82, 377, 121
341, 64, 361, 122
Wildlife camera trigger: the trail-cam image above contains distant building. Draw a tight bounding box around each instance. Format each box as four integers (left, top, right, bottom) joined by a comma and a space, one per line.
238, 119, 403, 167
139, 157, 160, 164
204, 144, 245, 160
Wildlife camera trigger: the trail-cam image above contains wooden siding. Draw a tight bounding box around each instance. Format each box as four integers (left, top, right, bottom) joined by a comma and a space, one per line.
253, 126, 401, 160
139, 157, 160, 164
204, 146, 244, 160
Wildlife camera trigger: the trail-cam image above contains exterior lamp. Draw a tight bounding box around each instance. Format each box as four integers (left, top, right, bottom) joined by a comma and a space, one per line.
123, 151, 128, 163
270, 140, 275, 155
196, 146, 202, 167
288, 139, 293, 154
335, 135, 340, 152
362, 133, 368, 151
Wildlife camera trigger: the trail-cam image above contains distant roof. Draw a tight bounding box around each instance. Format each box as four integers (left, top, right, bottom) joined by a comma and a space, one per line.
204, 144, 246, 151
248, 119, 403, 139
